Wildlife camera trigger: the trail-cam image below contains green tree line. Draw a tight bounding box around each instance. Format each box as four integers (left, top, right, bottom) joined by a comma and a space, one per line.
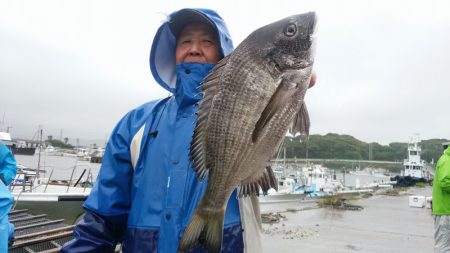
45, 139, 74, 149
282, 133, 448, 163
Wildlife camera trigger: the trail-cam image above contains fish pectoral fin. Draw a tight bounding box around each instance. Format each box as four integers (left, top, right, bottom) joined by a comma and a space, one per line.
238, 166, 278, 198
190, 133, 209, 180
252, 78, 297, 143
238, 181, 260, 198
288, 101, 310, 137
259, 166, 278, 194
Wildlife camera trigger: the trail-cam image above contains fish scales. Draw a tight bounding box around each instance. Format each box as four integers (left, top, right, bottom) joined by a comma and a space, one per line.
206, 52, 270, 189
179, 12, 316, 253
206, 68, 271, 195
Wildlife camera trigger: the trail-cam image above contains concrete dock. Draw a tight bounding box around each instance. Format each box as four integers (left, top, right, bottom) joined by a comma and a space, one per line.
262, 186, 434, 253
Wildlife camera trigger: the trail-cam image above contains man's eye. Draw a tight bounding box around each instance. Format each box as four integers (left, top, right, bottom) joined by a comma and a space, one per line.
180, 40, 191, 45
203, 40, 214, 45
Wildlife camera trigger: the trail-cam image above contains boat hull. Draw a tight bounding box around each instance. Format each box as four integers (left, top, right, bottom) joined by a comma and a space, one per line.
11, 185, 90, 224
259, 192, 307, 204
258, 192, 318, 213
11, 147, 36, 156
13, 199, 86, 224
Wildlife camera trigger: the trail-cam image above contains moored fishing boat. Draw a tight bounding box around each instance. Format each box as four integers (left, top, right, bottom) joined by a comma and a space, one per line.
9, 164, 93, 224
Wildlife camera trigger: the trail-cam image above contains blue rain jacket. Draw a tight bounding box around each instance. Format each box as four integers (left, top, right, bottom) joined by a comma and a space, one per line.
0, 142, 16, 185
0, 142, 16, 252
61, 8, 243, 253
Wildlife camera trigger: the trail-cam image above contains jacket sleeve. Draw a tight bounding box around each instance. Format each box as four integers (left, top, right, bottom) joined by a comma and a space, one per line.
61, 112, 136, 252
61, 210, 128, 252
0, 144, 17, 185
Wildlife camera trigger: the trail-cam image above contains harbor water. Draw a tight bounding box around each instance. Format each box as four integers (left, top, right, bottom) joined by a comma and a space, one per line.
14, 153, 101, 182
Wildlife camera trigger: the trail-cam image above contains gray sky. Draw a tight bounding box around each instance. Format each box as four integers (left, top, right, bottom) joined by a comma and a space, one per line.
1, 0, 449, 145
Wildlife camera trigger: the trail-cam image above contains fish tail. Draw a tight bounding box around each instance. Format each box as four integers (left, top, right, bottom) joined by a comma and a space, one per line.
178, 211, 224, 253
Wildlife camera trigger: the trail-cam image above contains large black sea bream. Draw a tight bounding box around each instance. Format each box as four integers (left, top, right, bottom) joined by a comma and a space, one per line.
179, 12, 317, 253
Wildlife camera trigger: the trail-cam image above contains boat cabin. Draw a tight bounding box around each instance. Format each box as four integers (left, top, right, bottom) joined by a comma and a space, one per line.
403, 141, 427, 179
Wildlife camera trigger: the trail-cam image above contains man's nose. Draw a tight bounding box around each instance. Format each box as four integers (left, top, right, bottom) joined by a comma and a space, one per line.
188, 42, 202, 56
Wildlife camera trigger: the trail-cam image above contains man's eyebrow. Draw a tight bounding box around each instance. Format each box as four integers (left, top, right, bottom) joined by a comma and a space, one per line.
198, 32, 218, 40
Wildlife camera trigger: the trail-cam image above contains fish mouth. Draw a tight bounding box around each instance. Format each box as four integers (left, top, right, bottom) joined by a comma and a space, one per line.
308, 12, 317, 36
273, 58, 313, 73
306, 12, 317, 68
307, 12, 317, 45
294, 60, 314, 70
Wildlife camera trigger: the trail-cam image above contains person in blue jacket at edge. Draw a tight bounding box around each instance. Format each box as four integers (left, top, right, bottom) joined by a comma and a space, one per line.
62, 8, 317, 253
0, 141, 17, 252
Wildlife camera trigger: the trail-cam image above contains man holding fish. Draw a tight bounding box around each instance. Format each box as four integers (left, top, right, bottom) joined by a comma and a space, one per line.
62, 8, 316, 253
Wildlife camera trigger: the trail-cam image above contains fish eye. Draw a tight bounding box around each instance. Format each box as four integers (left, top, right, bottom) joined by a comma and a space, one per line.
284, 23, 297, 37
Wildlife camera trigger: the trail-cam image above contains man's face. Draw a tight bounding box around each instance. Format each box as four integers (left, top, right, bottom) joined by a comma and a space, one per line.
175, 23, 221, 64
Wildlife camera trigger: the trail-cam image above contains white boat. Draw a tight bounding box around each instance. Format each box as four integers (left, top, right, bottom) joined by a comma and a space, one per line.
258, 176, 319, 213
9, 164, 93, 224
401, 139, 432, 180
0, 131, 37, 155
259, 165, 338, 207
258, 158, 311, 214
300, 165, 343, 194
259, 177, 307, 204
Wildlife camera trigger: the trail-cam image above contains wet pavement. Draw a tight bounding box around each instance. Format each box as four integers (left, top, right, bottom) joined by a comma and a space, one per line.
262, 186, 433, 253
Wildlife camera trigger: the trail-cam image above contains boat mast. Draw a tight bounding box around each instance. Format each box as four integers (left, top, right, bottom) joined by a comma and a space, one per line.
283, 145, 286, 173
0, 112, 5, 132
37, 127, 43, 179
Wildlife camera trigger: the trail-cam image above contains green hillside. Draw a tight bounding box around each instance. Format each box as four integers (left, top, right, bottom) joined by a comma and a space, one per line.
282, 133, 448, 164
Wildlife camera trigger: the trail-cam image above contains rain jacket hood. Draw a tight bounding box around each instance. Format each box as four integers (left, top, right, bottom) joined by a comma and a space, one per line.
150, 8, 234, 92
445, 147, 450, 157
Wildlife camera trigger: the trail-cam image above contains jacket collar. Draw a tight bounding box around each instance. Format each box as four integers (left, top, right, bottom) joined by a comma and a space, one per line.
174, 62, 214, 108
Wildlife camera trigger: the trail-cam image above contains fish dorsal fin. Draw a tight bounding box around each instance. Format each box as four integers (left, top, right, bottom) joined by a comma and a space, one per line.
190, 56, 230, 180
238, 166, 278, 197
288, 101, 310, 137
252, 77, 299, 143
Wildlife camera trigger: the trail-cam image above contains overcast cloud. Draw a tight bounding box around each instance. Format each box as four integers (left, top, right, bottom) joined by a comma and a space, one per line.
1, 0, 449, 145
